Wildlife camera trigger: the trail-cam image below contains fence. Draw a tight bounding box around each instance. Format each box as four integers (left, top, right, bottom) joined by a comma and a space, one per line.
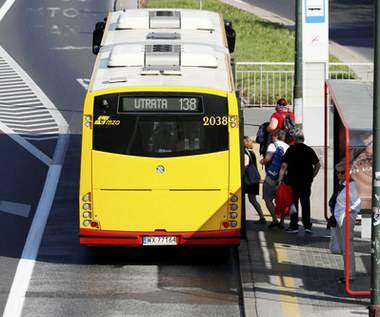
235, 62, 373, 107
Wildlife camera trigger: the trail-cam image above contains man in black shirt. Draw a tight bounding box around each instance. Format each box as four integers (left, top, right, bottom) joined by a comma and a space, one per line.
278, 130, 321, 233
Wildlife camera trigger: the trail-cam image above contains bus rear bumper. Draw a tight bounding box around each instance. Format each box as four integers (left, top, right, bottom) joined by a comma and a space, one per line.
79, 228, 241, 246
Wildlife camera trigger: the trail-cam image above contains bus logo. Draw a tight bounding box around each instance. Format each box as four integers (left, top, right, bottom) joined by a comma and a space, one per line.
94, 116, 120, 125
156, 165, 165, 173
94, 116, 110, 125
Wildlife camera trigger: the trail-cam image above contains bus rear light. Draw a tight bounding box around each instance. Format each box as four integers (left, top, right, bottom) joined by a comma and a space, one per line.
83, 220, 91, 227
231, 195, 238, 202
83, 212, 90, 218
231, 221, 237, 227
83, 203, 90, 210
85, 115, 92, 128
91, 222, 98, 228
230, 212, 238, 219
82, 194, 90, 202
223, 222, 230, 228
230, 116, 237, 128
231, 204, 238, 210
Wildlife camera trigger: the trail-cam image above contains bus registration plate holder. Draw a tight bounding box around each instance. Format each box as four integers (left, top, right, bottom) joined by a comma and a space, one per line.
143, 236, 177, 246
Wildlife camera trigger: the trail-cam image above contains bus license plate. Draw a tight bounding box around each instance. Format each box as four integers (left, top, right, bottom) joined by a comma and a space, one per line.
143, 236, 177, 246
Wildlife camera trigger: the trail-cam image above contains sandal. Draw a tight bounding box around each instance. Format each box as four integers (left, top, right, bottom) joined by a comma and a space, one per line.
336, 277, 346, 284
254, 218, 266, 224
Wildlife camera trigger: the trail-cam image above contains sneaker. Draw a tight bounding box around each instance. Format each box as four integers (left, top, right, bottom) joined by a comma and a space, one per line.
305, 228, 313, 234
285, 227, 299, 233
268, 222, 278, 229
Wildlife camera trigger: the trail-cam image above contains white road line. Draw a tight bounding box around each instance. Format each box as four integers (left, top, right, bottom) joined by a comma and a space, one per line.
53, 46, 91, 50
0, 121, 52, 165
0, 200, 31, 217
0, 46, 68, 134
76, 78, 90, 90
0, 1, 72, 315
3, 132, 71, 317
0, 0, 16, 22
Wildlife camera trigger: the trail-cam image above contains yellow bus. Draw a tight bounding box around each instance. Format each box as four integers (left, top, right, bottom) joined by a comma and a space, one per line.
79, 8, 243, 246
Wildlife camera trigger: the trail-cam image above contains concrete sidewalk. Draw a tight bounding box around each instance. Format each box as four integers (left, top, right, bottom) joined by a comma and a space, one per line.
239, 128, 370, 316
232, 1, 372, 315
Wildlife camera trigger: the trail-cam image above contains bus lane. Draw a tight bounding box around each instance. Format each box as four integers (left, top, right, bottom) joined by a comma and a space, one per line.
1, 1, 244, 316
0, 0, 102, 315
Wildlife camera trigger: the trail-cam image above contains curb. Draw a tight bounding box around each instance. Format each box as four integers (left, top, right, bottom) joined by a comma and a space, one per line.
239, 239, 258, 317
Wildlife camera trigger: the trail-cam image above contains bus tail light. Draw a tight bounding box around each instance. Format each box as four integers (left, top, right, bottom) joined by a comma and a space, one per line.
223, 222, 230, 228
84, 115, 92, 128
230, 116, 237, 128
231, 195, 238, 202
230, 212, 238, 219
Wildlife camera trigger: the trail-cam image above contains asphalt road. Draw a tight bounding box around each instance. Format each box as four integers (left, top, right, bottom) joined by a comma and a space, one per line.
241, 0, 375, 62
0, 1, 243, 316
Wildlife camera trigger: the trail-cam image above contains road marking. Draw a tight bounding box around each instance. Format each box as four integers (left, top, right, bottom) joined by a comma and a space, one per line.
76, 78, 90, 90
3, 132, 70, 317
53, 46, 91, 50
0, 0, 16, 22
0, 45, 69, 165
0, 46, 67, 139
0, 200, 31, 217
0, 121, 52, 165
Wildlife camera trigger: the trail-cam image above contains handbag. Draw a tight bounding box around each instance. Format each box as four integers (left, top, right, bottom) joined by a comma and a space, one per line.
327, 183, 345, 229
327, 215, 337, 229
245, 150, 261, 185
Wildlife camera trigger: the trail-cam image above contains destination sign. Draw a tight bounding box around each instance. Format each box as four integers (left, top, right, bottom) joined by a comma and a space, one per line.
119, 96, 203, 112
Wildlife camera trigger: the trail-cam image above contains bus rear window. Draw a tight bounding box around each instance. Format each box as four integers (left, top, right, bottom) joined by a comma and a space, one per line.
92, 93, 229, 157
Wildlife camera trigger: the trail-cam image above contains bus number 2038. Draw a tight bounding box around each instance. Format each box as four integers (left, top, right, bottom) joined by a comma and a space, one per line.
203, 116, 228, 126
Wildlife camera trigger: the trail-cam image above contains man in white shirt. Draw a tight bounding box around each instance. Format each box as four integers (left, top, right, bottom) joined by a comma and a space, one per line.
260, 129, 289, 228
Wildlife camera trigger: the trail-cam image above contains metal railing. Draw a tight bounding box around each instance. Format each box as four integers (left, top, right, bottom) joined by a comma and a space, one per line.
235, 62, 373, 107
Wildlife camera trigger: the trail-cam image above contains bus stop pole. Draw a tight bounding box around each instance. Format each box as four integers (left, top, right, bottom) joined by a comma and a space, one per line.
294, 0, 303, 128
369, 0, 380, 315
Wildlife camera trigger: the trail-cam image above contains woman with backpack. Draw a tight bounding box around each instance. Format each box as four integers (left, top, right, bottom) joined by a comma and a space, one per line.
244, 136, 266, 224
267, 98, 297, 145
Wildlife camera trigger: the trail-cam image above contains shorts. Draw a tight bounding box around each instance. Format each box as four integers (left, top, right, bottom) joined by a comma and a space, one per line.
263, 175, 279, 201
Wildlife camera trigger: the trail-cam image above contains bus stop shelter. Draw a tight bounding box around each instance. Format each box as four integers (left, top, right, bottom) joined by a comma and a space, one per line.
325, 79, 372, 296
326, 80, 373, 237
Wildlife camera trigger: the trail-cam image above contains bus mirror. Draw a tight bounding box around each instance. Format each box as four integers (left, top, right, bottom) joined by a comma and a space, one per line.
224, 19, 236, 53
92, 19, 107, 55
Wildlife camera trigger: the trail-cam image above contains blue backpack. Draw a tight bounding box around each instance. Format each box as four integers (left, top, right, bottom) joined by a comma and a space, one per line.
266, 143, 284, 180
256, 122, 271, 157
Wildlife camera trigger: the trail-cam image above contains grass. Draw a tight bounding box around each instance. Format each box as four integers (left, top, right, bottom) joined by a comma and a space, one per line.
143, 0, 355, 104
145, 0, 295, 62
